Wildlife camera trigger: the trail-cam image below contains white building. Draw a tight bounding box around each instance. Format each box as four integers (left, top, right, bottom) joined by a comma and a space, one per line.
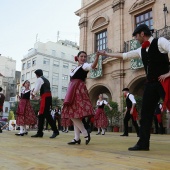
0, 55, 16, 78
21, 40, 79, 99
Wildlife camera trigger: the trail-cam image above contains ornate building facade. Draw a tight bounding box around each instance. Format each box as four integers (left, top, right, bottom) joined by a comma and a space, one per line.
75, 0, 170, 132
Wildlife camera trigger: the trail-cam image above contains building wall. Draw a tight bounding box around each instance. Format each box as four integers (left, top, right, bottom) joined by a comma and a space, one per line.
21, 40, 79, 99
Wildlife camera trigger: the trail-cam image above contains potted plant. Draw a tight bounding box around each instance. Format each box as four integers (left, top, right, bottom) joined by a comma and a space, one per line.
105, 101, 122, 132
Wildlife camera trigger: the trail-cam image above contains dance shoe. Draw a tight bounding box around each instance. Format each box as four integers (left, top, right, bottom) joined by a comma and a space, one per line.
128, 144, 149, 151
50, 131, 59, 138
15, 133, 24, 136
31, 133, 43, 138
85, 132, 91, 145
96, 132, 101, 135
120, 134, 128, 136
68, 139, 81, 145
65, 130, 68, 133
24, 132, 28, 135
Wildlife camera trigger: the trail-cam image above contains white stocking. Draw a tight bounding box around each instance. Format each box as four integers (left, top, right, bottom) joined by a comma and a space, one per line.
73, 125, 80, 141
20, 126, 24, 134
101, 128, 105, 134
23, 125, 27, 132
71, 118, 88, 139
98, 128, 101, 133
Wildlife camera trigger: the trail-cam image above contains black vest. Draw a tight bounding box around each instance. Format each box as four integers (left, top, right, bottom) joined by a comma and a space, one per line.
98, 101, 105, 108
141, 38, 169, 81
126, 94, 132, 109
40, 76, 51, 96
71, 66, 89, 82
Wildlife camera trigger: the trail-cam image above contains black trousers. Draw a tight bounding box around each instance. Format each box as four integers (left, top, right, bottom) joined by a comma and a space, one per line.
37, 96, 58, 135
137, 81, 165, 147
123, 111, 139, 135
154, 114, 164, 134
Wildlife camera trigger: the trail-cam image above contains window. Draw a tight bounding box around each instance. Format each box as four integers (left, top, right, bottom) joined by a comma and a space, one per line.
62, 75, 68, 80
52, 50, 56, 57
21, 74, 25, 81
95, 30, 107, 51
52, 73, 59, 85
31, 70, 36, 78
27, 60, 31, 68
43, 71, 49, 78
43, 58, 50, 65
135, 10, 153, 29
26, 72, 30, 79
61, 52, 65, 58
32, 58, 36, 66
22, 63, 26, 70
62, 87, 67, 93
52, 86, 58, 96
63, 63, 69, 69
53, 60, 59, 67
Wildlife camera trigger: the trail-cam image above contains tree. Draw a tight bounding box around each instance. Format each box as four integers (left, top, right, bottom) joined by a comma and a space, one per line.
104, 101, 122, 127
8, 110, 15, 121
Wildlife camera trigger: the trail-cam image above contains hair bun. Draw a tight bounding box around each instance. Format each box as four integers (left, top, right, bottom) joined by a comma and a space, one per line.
74, 56, 78, 62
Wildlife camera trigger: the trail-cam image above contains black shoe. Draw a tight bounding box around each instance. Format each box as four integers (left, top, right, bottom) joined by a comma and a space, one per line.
15, 133, 24, 136
50, 131, 59, 138
85, 133, 91, 145
96, 132, 101, 135
128, 144, 149, 151
62, 130, 65, 132
68, 139, 81, 145
65, 130, 68, 133
120, 134, 128, 136
24, 132, 28, 135
31, 133, 43, 137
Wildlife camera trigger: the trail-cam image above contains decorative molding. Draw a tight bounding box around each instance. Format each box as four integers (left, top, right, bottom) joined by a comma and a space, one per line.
112, 0, 125, 12
111, 70, 125, 79
129, 0, 156, 14
79, 17, 88, 28
90, 15, 109, 31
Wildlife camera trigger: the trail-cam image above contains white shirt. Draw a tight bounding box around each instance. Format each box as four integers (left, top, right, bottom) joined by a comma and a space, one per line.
96, 100, 108, 106
123, 36, 170, 60
33, 77, 44, 95
70, 63, 92, 77
127, 93, 136, 104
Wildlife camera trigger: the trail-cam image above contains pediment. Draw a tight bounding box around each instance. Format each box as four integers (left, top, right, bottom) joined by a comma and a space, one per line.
91, 15, 109, 31
129, 0, 156, 14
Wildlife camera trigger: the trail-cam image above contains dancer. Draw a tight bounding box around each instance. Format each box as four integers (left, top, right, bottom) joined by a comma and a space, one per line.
94, 94, 112, 135
62, 51, 100, 145
31, 69, 59, 138
97, 24, 170, 151
0, 87, 5, 115
61, 118, 72, 133
154, 103, 164, 134
16, 80, 37, 136
120, 88, 139, 137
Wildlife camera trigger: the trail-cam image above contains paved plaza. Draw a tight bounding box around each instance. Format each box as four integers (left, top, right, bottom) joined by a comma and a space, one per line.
0, 130, 170, 170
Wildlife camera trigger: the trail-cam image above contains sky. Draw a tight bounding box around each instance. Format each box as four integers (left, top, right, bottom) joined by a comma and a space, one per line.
0, 0, 81, 71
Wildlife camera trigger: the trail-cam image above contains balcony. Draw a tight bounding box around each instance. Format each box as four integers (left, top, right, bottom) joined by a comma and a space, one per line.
124, 26, 170, 69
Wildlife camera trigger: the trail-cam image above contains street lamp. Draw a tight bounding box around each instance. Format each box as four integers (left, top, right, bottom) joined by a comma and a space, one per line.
163, 3, 168, 28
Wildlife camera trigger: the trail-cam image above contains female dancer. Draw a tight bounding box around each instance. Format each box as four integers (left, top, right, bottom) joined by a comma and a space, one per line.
61, 118, 72, 133
62, 51, 100, 145
94, 94, 112, 135
15, 80, 37, 136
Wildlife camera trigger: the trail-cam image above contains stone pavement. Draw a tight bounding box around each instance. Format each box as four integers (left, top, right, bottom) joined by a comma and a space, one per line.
0, 130, 170, 170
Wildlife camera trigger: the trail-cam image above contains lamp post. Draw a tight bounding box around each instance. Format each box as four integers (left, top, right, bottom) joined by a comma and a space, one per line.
163, 4, 168, 28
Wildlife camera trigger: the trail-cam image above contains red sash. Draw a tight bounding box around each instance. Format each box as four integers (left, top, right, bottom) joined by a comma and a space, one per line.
0, 105, 3, 112
16, 99, 28, 115
39, 92, 51, 114
128, 107, 138, 121
63, 79, 82, 105
156, 114, 162, 123
161, 77, 170, 111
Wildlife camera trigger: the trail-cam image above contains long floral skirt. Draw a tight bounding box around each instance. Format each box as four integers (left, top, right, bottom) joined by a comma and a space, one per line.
62, 81, 94, 119
94, 108, 108, 128
16, 101, 37, 126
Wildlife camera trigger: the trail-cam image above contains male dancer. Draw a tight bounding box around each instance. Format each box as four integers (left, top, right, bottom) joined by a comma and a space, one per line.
121, 88, 139, 137
31, 69, 59, 138
0, 87, 5, 115
97, 24, 170, 151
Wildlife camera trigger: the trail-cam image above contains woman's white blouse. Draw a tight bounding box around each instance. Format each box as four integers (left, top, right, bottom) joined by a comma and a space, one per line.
96, 100, 108, 106
70, 63, 92, 77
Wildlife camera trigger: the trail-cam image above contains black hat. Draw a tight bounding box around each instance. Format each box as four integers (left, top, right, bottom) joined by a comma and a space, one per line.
34, 69, 43, 77
122, 88, 129, 92
132, 24, 152, 36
